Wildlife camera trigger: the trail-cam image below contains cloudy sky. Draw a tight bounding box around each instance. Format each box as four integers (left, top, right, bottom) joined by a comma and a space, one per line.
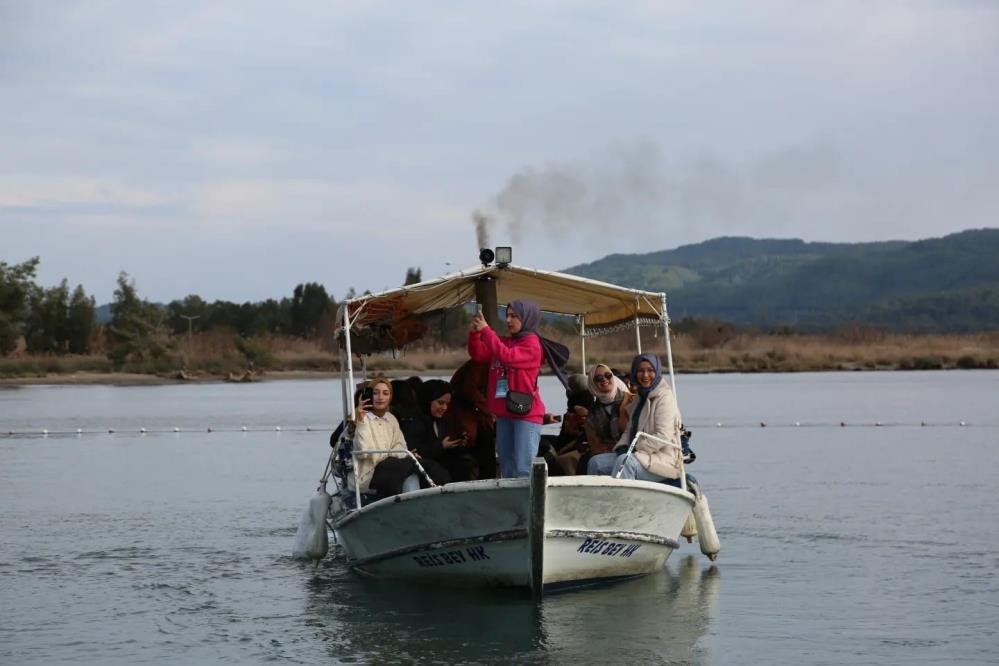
2, 1, 997, 304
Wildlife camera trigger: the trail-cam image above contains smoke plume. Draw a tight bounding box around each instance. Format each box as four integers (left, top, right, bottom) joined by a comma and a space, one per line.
477, 138, 845, 245
472, 209, 491, 250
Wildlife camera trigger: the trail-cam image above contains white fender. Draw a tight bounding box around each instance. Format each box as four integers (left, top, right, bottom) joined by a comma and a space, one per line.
692, 492, 720, 561
292, 490, 332, 562
681, 511, 698, 543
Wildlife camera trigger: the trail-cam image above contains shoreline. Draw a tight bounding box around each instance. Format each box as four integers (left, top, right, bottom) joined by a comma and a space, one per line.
2, 364, 996, 387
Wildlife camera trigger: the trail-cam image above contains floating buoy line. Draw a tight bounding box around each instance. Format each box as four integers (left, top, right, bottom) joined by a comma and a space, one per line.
0, 420, 992, 438
1, 425, 327, 437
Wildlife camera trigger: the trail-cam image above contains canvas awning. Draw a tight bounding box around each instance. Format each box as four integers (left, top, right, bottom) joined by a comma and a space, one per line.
340, 264, 666, 336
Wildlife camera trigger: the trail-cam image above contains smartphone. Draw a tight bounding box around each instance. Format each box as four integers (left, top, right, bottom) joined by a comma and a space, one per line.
361, 386, 374, 404
475, 303, 483, 316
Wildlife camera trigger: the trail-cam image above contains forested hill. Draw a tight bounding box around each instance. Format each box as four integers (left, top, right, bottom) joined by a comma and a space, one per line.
563, 229, 999, 332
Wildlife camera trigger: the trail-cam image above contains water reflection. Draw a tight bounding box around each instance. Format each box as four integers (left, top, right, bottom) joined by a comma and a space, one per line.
301, 555, 719, 664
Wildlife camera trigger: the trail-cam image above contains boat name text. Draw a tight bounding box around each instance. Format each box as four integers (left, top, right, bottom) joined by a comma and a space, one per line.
577, 538, 641, 558
411, 546, 490, 568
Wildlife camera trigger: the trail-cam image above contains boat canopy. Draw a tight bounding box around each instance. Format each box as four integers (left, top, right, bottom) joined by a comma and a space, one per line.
340, 263, 667, 338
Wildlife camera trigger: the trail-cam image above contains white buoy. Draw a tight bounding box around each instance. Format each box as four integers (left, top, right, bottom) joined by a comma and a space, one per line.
715, 422, 722, 427
681, 511, 698, 543
692, 492, 721, 561
794, 421, 800, 427
42, 428, 49, 436
173, 427, 180, 432
275, 426, 281, 432
306, 426, 312, 432
960, 421, 967, 427
108, 428, 115, 433
241, 426, 248, 432
76, 428, 82, 434
292, 489, 333, 562
207, 427, 213, 432
139, 427, 146, 434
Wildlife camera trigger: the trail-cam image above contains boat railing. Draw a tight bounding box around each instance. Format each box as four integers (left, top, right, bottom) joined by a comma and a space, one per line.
614, 432, 688, 493
350, 449, 438, 508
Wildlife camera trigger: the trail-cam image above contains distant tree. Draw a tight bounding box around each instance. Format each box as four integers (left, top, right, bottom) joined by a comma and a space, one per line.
66, 285, 96, 354
289, 282, 333, 338
165, 294, 210, 335
106, 272, 170, 369
0, 257, 39, 354
404, 267, 422, 286
24, 279, 70, 354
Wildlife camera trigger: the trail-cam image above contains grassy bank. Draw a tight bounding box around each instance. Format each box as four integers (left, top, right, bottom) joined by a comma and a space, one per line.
2, 330, 997, 383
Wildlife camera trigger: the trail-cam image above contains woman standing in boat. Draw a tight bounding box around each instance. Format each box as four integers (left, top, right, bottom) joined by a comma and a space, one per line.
588, 353, 684, 485
468, 300, 546, 478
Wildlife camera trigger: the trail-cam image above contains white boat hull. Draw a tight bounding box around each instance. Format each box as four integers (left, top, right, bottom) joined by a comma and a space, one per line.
333, 463, 695, 594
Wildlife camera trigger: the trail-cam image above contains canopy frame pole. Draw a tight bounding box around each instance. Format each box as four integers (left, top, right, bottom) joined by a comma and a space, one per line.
634, 297, 642, 353
338, 336, 349, 421
579, 316, 588, 374
661, 293, 678, 402
343, 306, 356, 420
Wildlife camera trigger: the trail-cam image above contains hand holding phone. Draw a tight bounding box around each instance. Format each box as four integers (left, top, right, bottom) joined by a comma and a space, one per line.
471, 304, 487, 331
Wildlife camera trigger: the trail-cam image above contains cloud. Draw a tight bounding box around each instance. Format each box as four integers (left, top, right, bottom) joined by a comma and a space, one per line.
1, 1, 997, 303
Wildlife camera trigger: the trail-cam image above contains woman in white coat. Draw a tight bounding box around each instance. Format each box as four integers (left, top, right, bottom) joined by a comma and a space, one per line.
587, 353, 684, 485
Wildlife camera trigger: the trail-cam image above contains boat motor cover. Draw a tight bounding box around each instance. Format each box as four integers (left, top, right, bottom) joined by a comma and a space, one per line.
291, 490, 332, 561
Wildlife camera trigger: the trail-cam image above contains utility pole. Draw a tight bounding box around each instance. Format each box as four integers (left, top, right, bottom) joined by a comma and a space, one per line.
180, 315, 200, 350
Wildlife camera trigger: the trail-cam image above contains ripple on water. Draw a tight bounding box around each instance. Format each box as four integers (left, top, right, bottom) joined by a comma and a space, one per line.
75, 546, 158, 560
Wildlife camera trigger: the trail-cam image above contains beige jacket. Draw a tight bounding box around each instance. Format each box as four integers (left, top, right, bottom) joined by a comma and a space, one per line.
615, 380, 683, 479
353, 411, 409, 492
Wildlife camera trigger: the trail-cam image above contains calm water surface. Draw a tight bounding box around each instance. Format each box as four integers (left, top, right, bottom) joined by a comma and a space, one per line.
1, 371, 997, 664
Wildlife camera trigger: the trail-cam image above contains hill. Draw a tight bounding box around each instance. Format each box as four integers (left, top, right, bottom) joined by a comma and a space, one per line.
563, 229, 999, 332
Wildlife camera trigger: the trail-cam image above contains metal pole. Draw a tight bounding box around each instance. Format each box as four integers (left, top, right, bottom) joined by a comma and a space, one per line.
579, 316, 587, 374
343, 305, 356, 420
634, 298, 642, 353
661, 294, 678, 402
338, 337, 349, 422
180, 314, 200, 348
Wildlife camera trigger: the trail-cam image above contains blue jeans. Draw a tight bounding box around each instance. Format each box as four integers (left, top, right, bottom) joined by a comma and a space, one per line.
614, 453, 672, 482
587, 452, 618, 475
496, 418, 542, 478
587, 451, 678, 486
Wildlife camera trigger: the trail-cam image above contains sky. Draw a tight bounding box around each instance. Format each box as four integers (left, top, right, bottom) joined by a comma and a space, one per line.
2, 1, 997, 304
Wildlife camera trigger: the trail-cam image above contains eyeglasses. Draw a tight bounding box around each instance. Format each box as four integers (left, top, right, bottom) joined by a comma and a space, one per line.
595, 372, 614, 382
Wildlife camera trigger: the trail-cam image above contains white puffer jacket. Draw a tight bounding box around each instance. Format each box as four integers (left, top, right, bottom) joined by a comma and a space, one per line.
615, 380, 683, 479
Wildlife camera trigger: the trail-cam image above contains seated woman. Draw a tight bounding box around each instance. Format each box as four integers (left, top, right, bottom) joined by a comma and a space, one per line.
574, 364, 630, 474
392, 380, 452, 486
552, 373, 595, 475
352, 376, 423, 497
400, 379, 470, 483
587, 354, 684, 486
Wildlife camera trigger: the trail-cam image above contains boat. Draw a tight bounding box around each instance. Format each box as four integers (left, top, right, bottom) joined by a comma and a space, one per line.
295, 251, 719, 596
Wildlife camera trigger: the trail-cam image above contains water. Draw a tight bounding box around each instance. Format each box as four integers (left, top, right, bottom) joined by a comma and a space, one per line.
1, 371, 997, 664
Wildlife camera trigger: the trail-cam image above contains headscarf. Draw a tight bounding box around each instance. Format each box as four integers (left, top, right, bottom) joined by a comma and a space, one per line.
507, 299, 541, 337
588, 364, 629, 405
418, 379, 453, 419
506, 299, 571, 390
627, 354, 664, 441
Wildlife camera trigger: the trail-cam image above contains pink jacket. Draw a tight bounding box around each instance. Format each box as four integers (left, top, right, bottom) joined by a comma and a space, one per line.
467, 327, 546, 423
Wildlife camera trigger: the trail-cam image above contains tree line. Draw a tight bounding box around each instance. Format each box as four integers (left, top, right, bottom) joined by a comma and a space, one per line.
0, 258, 442, 368
1, 257, 353, 366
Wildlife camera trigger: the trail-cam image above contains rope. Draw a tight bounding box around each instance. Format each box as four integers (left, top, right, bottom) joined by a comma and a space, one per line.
1, 421, 994, 437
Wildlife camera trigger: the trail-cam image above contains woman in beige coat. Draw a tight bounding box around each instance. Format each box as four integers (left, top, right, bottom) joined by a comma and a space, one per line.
587, 353, 683, 485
